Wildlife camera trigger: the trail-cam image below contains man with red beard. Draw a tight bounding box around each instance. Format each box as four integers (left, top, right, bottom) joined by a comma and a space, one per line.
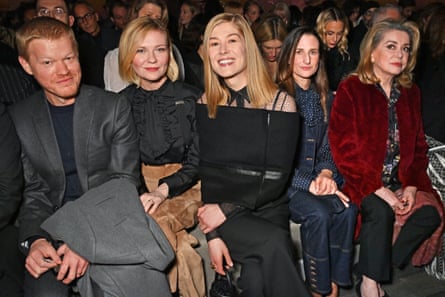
36, 0, 105, 88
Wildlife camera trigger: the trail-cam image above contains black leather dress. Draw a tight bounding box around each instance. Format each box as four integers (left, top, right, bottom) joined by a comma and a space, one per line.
196, 99, 310, 297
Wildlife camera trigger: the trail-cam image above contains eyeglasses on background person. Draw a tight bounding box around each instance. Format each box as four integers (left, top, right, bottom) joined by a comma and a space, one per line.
75, 11, 95, 23
37, 7, 67, 18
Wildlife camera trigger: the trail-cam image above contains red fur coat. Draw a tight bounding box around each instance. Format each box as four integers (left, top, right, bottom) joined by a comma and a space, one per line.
329, 75, 444, 265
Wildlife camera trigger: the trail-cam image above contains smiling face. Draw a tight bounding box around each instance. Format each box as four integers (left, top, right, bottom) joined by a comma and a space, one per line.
261, 39, 282, 63
371, 29, 410, 83
132, 29, 169, 90
324, 20, 344, 49
208, 22, 247, 90
292, 33, 320, 89
19, 35, 81, 105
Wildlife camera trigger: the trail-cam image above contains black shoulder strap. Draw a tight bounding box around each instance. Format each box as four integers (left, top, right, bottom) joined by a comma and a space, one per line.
272, 90, 286, 111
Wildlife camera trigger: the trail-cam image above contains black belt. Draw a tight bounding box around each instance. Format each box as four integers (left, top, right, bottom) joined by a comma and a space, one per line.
200, 161, 285, 180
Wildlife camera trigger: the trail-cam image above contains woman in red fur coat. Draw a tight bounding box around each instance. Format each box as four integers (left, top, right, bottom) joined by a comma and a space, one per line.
329, 20, 444, 297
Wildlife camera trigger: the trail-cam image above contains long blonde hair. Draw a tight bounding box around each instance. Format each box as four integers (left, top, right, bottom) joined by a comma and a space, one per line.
356, 20, 420, 88
202, 13, 277, 118
316, 7, 349, 58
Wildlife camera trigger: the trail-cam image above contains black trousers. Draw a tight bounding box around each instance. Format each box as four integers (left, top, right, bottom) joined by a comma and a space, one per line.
358, 193, 441, 282
0, 225, 24, 297
24, 269, 73, 297
217, 201, 311, 297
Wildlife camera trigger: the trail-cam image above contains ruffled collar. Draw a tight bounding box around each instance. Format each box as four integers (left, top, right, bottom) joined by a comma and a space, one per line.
136, 79, 170, 98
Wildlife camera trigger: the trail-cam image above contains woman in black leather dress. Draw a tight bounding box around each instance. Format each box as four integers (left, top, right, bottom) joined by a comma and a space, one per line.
196, 13, 310, 297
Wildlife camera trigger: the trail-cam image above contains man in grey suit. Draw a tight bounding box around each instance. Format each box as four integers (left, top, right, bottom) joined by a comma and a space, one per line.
8, 17, 144, 297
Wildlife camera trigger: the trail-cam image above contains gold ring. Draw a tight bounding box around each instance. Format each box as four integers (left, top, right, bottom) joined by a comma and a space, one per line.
210, 263, 216, 270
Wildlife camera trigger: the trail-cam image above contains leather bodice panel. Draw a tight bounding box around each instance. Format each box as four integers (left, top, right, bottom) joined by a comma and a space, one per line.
196, 104, 300, 209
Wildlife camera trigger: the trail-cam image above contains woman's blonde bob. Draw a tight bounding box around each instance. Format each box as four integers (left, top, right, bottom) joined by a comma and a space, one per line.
356, 20, 420, 88
118, 17, 178, 87
202, 13, 278, 118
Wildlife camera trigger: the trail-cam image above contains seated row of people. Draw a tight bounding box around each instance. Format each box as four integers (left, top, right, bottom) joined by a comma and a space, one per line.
3, 11, 444, 297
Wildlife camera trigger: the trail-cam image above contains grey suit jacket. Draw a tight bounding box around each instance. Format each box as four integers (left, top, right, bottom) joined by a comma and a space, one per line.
8, 85, 141, 244
41, 179, 174, 297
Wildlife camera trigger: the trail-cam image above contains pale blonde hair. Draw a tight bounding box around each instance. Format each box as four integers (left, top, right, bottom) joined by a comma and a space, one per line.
202, 13, 277, 118
316, 7, 349, 57
118, 17, 178, 87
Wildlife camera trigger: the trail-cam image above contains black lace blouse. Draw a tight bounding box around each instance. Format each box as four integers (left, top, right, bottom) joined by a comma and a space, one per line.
121, 80, 202, 197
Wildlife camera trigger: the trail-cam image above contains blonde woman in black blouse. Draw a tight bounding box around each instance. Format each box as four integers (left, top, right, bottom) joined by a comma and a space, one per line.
119, 17, 205, 297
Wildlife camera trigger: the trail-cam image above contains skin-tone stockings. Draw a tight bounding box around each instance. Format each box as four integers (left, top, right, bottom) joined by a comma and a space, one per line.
361, 275, 386, 297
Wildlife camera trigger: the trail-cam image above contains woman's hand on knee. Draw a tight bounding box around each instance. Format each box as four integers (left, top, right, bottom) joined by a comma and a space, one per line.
375, 187, 405, 212
310, 170, 336, 195
140, 191, 166, 214
396, 186, 417, 215
334, 190, 350, 207
140, 183, 169, 214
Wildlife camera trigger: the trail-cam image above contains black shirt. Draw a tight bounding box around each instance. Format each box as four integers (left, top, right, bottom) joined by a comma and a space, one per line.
48, 103, 83, 204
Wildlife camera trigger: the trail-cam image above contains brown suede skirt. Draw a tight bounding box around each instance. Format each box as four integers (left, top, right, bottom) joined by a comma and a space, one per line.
141, 163, 202, 232
141, 164, 205, 296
